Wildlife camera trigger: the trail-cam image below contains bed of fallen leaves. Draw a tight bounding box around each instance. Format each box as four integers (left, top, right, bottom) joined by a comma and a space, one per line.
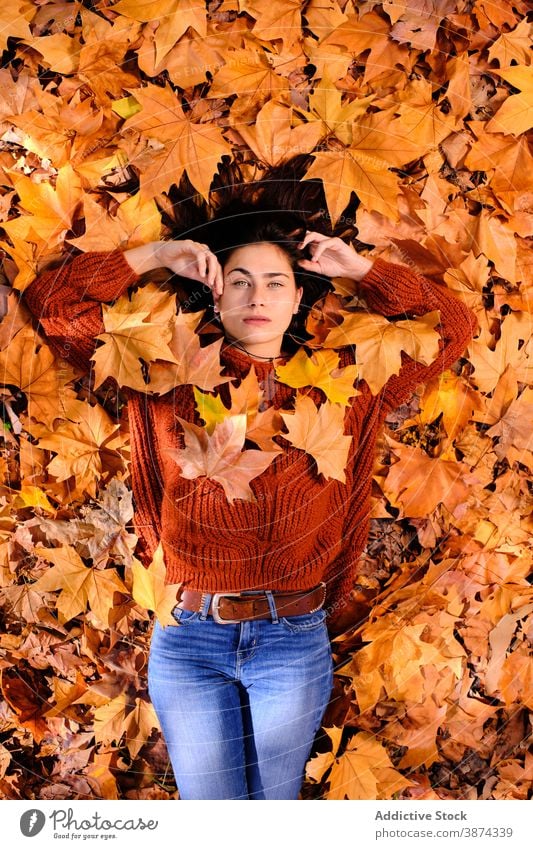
0, 0, 532, 801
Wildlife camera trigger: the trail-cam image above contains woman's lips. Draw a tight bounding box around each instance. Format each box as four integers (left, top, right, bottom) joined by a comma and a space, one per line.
243, 317, 271, 324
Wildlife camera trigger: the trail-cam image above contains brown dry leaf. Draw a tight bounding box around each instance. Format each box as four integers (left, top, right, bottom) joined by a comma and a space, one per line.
166, 414, 282, 503
383, 443, 471, 518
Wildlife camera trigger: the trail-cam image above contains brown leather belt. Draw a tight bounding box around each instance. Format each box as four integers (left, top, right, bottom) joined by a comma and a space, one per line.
174, 582, 327, 624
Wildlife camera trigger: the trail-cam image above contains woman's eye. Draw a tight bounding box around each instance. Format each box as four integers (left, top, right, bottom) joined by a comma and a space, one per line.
269, 281, 284, 288
233, 279, 249, 286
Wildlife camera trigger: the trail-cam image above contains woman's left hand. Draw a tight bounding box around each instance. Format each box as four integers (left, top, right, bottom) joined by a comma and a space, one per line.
296, 231, 373, 282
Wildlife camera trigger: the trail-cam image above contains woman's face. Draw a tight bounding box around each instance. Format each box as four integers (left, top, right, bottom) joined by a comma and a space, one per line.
218, 242, 303, 359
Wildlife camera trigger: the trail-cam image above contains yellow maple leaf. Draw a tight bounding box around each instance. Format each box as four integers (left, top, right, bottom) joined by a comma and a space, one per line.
113, 0, 206, 66
303, 147, 400, 224
275, 348, 359, 406
326, 732, 412, 800
413, 371, 482, 442
131, 543, 182, 628
34, 544, 128, 626
306, 69, 374, 146
322, 310, 441, 394
280, 394, 351, 482
122, 83, 232, 199
209, 47, 288, 111
93, 692, 159, 759
486, 66, 533, 136
68, 194, 162, 253
237, 99, 323, 167
4, 164, 83, 248
383, 443, 471, 518
91, 283, 179, 391
0, 325, 78, 426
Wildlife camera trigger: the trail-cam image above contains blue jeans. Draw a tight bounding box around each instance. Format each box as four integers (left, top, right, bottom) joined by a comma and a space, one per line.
147, 593, 334, 800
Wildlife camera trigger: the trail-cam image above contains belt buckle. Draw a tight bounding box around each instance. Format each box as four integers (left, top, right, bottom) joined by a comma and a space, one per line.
211, 592, 248, 624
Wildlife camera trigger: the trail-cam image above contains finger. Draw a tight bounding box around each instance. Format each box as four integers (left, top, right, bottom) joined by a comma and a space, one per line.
215, 265, 224, 297
205, 253, 218, 288
297, 231, 328, 248
196, 249, 208, 278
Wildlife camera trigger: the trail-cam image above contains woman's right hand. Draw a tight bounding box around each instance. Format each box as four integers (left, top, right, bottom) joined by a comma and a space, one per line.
124, 240, 224, 298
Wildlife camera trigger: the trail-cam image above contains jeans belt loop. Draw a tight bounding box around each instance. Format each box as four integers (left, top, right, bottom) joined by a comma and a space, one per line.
264, 589, 279, 624
199, 591, 212, 621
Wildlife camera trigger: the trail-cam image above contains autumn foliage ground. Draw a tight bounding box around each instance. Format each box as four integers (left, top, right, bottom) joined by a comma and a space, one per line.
0, 0, 532, 800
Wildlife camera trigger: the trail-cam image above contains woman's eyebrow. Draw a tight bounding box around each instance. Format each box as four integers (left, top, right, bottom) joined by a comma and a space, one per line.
226, 266, 290, 278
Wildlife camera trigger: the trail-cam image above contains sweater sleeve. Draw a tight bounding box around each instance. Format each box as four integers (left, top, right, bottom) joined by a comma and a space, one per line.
22, 251, 139, 374
356, 258, 478, 413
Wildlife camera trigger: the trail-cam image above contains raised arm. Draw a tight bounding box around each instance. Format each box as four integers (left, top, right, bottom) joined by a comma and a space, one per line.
297, 232, 477, 412
359, 258, 477, 412
23, 250, 138, 373
22, 240, 224, 374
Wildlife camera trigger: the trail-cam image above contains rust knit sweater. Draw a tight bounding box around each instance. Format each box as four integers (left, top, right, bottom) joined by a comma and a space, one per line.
23, 251, 475, 613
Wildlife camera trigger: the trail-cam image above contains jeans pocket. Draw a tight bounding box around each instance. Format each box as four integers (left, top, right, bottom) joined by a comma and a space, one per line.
279, 607, 327, 634
171, 605, 201, 626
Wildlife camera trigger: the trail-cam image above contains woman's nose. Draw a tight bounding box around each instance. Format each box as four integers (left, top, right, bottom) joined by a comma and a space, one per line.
248, 289, 265, 305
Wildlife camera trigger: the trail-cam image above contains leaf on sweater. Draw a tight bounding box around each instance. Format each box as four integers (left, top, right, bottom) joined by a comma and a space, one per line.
131, 542, 182, 628
321, 310, 441, 394
92, 283, 177, 391
166, 414, 282, 503
91, 283, 180, 391
194, 370, 284, 450
147, 310, 232, 394
275, 348, 359, 406
280, 394, 351, 483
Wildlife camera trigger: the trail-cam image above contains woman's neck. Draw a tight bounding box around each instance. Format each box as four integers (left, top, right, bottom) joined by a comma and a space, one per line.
224, 337, 286, 362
